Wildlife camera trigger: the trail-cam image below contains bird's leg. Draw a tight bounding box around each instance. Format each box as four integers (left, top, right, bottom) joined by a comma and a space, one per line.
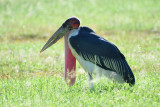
88, 72, 94, 90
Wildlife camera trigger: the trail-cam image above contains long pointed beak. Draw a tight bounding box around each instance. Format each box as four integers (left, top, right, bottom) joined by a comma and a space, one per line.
40, 26, 69, 53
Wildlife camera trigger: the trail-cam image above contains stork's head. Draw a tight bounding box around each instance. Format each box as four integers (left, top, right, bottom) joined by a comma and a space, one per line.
40, 17, 80, 52
63, 17, 80, 30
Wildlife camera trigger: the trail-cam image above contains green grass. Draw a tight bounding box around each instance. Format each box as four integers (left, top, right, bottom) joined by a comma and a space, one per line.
0, 0, 160, 106
0, 0, 160, 40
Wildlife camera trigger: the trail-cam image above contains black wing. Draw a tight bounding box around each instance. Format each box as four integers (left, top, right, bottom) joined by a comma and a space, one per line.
69, 27, 135, 85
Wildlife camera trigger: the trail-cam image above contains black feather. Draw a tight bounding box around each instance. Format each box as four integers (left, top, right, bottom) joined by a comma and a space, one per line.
69, 26, 135, 85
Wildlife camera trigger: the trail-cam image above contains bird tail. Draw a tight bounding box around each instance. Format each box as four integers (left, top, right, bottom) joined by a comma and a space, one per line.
123, 60, 135, 86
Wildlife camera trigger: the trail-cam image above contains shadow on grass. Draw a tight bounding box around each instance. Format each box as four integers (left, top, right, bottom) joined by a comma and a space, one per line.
0, 34, 49, 42
13, 34, 48, 40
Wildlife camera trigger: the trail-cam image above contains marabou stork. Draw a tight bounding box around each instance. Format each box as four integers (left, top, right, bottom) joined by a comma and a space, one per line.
40, 17, 135, 90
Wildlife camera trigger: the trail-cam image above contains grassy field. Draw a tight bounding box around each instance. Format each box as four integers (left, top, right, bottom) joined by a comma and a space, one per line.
0, 0, 160, 106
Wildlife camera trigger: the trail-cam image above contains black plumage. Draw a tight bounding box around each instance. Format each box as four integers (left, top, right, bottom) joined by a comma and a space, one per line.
69, 27, 135, 85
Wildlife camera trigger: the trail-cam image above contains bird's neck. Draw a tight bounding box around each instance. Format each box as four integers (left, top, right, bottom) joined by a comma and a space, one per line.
68, 27, 80, 38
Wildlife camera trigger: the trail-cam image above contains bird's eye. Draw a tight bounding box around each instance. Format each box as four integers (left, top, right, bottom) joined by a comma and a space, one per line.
62, 23, 67, 27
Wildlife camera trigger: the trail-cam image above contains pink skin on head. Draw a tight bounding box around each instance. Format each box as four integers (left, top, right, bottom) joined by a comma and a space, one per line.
64, 33, 76, 86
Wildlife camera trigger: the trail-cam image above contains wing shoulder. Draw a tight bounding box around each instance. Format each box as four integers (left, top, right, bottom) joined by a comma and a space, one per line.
69, 27, 126, 73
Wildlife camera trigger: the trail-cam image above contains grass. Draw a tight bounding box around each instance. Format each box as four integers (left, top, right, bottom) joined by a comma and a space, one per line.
0, 0, 160, 106
0, 0, 160, 40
